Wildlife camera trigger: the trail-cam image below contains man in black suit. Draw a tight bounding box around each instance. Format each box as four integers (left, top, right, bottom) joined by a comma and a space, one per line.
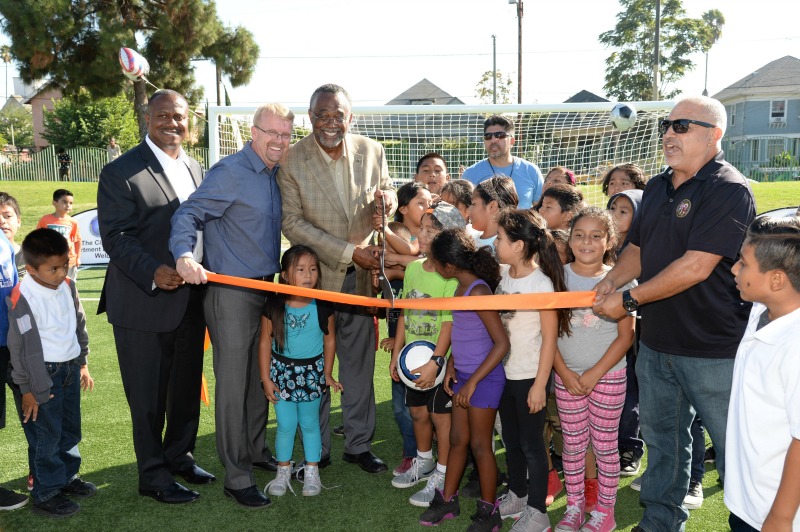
97, 89, 213, 504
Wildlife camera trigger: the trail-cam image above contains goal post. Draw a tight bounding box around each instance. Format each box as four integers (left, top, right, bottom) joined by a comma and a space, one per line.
208, 101, 675, 207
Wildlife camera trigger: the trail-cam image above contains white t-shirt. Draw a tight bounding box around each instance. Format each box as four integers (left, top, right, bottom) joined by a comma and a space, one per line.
725, 304, 800, 530
19, 275, 79, 363
497, 265, 554, 380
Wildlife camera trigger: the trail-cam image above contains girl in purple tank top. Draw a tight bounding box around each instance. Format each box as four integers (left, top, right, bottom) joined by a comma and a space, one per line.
418, 228, 510, 530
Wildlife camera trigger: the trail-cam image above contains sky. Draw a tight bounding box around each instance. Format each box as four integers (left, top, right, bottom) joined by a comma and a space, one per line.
2, 0, 798, 108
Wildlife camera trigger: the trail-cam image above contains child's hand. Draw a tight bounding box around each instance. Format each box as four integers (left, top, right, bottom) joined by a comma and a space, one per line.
561, 370, 585, 396
263, 379, 280, 404
388, 354, 400, 382
21, 392, 51, 423
443, 364, 456, 395
577, 368, 601, 395
410, 361, 438, 390
80, 366, 94, 392
453, 379, 476, 408
325, 373, 343, 393
379, 337, 394, 353
372, 212, 384, 231
527, 383, 547, 413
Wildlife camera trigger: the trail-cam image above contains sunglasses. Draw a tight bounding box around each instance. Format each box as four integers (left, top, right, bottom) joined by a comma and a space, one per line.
659, 119, 715, 135
483, 131, 509, 140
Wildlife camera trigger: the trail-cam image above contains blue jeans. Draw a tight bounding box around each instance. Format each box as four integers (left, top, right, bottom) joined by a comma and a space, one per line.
689, 414, 705, 482
21, 360, 82, 503
392, 379, 416, 458
636, 343, 733, 532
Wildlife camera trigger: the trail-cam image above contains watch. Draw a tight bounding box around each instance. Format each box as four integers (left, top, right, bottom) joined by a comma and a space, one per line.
622, 289, 639, 312
431, 356, 446, 368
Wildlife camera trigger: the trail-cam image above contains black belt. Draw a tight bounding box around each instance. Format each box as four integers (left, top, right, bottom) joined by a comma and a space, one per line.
346, 265, 356, 274
250, 275, 275, 282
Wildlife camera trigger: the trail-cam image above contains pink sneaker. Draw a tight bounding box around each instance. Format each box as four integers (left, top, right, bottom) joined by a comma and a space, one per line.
27, 473, 33, 491
393, 456, 414, 476
584, 478, 598, 512
555, 503, 585, 532
579, 504, 616, 532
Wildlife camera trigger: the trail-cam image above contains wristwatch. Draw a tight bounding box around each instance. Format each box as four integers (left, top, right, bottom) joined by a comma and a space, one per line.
622, 290, 639, 313
431, 356, 446, 368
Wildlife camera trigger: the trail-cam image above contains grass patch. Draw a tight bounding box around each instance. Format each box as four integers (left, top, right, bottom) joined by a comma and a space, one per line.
1, 177, 791, 530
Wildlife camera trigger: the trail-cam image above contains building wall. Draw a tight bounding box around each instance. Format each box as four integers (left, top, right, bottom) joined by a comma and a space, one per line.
28, 86, 62, 150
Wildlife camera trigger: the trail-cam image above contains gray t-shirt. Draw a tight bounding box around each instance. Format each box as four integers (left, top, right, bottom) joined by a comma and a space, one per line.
557, 263, 635, 375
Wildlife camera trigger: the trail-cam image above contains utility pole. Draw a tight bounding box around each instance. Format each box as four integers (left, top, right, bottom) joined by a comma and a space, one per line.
492, 35, 497, 104
653, 0, 661, 101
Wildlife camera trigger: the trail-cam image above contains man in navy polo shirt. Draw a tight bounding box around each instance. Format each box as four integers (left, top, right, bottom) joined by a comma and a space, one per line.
593, 95, 755, 532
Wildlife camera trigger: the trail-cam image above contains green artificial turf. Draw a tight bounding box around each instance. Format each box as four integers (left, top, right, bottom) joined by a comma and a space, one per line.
2, 179, 795, 530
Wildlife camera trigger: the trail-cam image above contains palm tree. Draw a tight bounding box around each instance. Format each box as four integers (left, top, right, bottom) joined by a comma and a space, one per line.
701, 9, 725, 96
1, 45, 11, 102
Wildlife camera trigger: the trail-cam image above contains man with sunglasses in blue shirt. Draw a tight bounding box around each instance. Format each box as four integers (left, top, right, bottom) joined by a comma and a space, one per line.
461, 115, 543, 209
593, 96, 755, 532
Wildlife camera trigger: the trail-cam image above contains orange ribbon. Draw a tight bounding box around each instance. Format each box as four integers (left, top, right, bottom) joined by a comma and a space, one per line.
206, 272, 594, 311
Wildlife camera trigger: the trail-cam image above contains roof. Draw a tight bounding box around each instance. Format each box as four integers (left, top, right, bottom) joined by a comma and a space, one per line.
713, 55, 800, 102
563, 90, 609, 103
386, 79, 465, 106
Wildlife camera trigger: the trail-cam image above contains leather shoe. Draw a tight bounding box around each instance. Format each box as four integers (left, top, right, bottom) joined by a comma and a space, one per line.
174, 464, 216, 485
252, 456, 278, 472
343, 451, 388, 474
223, 485, 271, 508
138, 482, 199, 504
332, 424, 345, 436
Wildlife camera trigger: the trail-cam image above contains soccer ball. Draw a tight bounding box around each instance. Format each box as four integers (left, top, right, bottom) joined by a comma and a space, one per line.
119, 47, 150, 81
610, 103, 637, 131
397, 341, 444, 391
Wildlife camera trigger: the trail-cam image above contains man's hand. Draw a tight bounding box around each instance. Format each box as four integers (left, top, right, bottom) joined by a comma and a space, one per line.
154, 264, 187, 290
593, 278, 616, 304
175, 257, 209, 285
375, 189, 394, 214
352, 245, 381, 270
592, 292, 626, 321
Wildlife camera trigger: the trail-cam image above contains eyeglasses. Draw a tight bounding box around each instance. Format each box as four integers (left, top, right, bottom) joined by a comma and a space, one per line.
312, 113, 348, 125
483, 131, 510, 140
658, 119, 716, 135
253, 125, 292, 141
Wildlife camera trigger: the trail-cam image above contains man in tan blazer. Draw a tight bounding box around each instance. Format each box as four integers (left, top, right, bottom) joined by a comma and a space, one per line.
278, 84, 396, 474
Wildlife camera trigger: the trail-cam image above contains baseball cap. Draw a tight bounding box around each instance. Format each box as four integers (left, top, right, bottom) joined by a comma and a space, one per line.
426, 201, 466, 230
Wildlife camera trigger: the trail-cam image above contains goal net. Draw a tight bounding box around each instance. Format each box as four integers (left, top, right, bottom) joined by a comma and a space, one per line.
209, 102, 675, 208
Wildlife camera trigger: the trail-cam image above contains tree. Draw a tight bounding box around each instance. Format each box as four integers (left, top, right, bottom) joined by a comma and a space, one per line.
599, 0, 723, 101
475, 70, 514, 104
700, 9, 725, 96
43, 89, 139, 150
0, 106, 34, 148
0, 0, 259, 139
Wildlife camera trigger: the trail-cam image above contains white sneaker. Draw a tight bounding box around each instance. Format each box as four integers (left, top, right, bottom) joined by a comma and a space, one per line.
683, 479, 703, 510
409, 469, 445, 507
630, 476, 642, 491
391, 456, 435, 489
511, 505, 552, 532
302, 464, 321, 496
265, 464, 294, 496
499, 490, 528, 519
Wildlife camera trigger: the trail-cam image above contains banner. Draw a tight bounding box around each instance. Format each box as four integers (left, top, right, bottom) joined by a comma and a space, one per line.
73, 209, 109, 265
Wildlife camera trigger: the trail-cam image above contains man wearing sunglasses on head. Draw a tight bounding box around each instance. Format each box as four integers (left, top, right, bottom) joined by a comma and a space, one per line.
461, 115, 543, 209
592, 96, 755, 532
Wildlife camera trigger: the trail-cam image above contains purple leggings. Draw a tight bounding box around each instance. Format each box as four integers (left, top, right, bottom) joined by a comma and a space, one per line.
555, 368, 626, 509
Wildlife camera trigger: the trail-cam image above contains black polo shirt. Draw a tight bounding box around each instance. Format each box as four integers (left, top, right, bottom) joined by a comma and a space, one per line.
628, 151, 755, 358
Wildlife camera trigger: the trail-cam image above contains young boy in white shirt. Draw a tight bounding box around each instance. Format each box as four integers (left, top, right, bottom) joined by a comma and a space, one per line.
726, 215, 800, 531
7, 228, 95, 518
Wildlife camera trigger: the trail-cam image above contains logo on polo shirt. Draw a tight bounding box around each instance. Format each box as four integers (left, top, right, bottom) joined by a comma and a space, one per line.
676, 199, 692, 218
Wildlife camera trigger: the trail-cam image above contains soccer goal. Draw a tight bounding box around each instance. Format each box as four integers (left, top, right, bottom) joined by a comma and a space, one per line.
209, 101, 675, 207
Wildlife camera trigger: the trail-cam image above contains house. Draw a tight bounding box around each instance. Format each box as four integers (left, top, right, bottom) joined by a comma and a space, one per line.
24, 80, 63, 150
713, 55, 800, 180
385, 78, 465, 106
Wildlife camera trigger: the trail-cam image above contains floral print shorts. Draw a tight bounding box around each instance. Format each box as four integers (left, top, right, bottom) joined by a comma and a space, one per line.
270, 352, 326, 402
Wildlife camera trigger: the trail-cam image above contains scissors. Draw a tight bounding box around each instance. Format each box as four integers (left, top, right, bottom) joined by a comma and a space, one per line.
377, 197, 395, 307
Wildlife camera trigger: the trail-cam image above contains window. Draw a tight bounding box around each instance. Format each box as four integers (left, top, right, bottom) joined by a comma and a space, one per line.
767, 138, 785, 163
729, 104, 735, 126
770, 100, 787, 123
751, 139, 760, 162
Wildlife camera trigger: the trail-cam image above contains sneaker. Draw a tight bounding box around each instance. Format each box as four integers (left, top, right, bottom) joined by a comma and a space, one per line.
32, 493, 80, 519
630, 476, 642, 491
584, 478, 598, 512
410, 469, 445, 508
499, 490, 528, 520
546, 468, 563, 506
511, 505, 552, 532
703, 446, 716, 464
683, 479, 703, 510
392, 456, 435, 489
62, 477, 97, 498
555, 503, 585, 532
420, 489, 460, 526
467, 498, 501, 532
27, 472, 33, 491
579, 504, 616, 532
302, 464, 321, 496
620, 450, 641, 477
0, 487, 29, 511
265, 464, 294, 497
393, 456, 414, 477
